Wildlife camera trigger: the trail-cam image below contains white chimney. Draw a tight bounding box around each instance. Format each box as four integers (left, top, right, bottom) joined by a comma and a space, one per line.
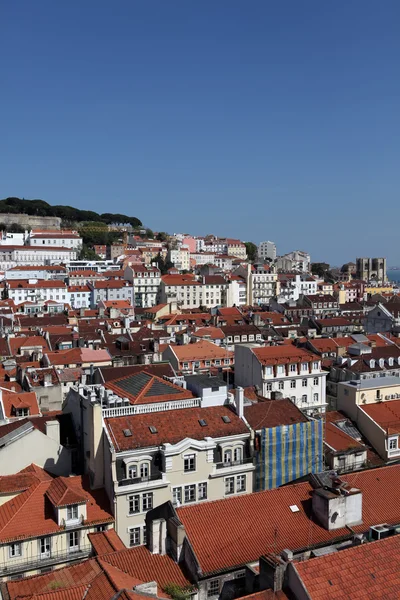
149, 518, 166, 555
235, 386, 244, 419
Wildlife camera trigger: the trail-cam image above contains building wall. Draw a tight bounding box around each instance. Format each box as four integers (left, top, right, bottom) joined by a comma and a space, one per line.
0, 428, 71, 476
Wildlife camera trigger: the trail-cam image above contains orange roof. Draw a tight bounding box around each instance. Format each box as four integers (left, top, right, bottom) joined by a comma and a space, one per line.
193, 326, 225, 340
8, 335, 50, 355
361, 400, 400, 435
105, 405, 248, 451
324, 421, 365, 452
294, 534, 400, 599
252, 345, 319, 366
46, 477, 88, 507
0, 474, 113, 543
1, 391, 40, 418
176, 464, 400, 576
89, 529, 126, 555
168, 339, 233, 361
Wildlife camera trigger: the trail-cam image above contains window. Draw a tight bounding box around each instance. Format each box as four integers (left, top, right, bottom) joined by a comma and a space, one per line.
128, 465, 137, 479
234, 447, 242, 462
290, 380, 296, 389
68, 531, 79, 553
277, 365, 284, 374
313, 393, 319, 403
9, 543, 22, 558
223, 448, 232, 464
312, 361, 319, 369
266, 382, 272, 391
208, 580, 220, 598
129, 495, 140, 514
290, 364, 296, 372
140, 463, 149, 479
172, 487, 182, 506
389, 437, 398, 450
184, 484, 196, 503
129, 527, 141, 547
237, 475, 246, 492
184, 454, 196, 472
15, 407, 29, 417
302, 379, 307, 387
198, 482, 207, 500
67, 505, 79, 521
302, 395, 307, 403
215, 359, 221, 366
301, 362, 308, 371
225, 477, 235, 495
143, 526, 147, 545
205, 360, 211, 367
40, 537, 51, 557
224, 359, 230, 365
313, 378, 319, 385
142, 492, 153, 511
278, 381, 284, 390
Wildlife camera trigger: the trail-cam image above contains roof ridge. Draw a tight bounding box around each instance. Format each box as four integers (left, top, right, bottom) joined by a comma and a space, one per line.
14, 582, 88, 600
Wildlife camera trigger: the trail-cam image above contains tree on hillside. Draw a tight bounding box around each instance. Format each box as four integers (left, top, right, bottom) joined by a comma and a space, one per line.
245, 241, 258, 262
311, 262, 330, 277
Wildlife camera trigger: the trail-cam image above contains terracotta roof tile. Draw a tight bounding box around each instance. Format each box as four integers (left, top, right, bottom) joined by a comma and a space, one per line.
244, 398, 309, 430
89, 529, 126, 555
100, 545, 190, 588
176, 464, 400, 576
167, 340, 233, 361
1, 390, 40, 418
46, 477, 87, 507
361, 400, 400, 435
324, 422, 365, 452
294, 534, 400, 599
105, 405, 248, 451
252, 345, 319, 366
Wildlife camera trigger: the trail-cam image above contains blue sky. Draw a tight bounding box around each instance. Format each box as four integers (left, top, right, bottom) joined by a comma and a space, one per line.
2, 1, 400, 265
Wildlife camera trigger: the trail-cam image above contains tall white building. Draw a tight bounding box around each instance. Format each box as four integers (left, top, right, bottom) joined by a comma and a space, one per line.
258, 240, 276, 261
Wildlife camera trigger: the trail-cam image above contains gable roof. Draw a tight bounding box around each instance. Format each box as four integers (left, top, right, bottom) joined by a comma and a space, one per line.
251, 345, 319, 366
293, 534, 400, 599
46, 477, 88, 507
176, 464, 400, 576
1, 391, 40, 418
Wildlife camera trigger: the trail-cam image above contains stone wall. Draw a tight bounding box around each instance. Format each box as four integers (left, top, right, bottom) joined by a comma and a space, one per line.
0, 213, 61, 230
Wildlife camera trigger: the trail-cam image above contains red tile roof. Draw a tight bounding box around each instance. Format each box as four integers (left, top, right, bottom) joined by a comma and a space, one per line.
252, 345, 319, 366
176, 464, 400, 576
167, 339, 233, 361
105, 405, 248, 451
294, 534, 400, 599
6, 558, 102, 599
46, 477, 88, 507
1, 390, 40, 418
8, 335, 50, 355
100, 545, 190, 588
244, 399, 309, 430
0, 475, 113, 543
89, 529, 126, 555
324, 421, 365, 452
361, 400, 400, 435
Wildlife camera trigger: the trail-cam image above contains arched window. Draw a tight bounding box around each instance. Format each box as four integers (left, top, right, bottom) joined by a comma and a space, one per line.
128, 464, 137, 479
223, 449, 232, 464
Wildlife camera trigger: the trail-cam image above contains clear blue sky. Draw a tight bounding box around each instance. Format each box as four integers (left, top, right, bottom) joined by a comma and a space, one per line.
2, 1, 400, 265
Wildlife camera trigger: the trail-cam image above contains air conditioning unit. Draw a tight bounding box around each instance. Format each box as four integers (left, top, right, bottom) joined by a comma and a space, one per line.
369, 524, 391, 541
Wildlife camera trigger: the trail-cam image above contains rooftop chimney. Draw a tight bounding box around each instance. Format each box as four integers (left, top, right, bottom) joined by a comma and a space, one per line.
235, 386, 244, 419
312, 477, 362, 530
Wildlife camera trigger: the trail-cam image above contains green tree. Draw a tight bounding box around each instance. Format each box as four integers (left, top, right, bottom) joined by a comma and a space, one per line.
311, 262, 330, 277
245, 241, 258, 262
156, 231, 168, 242
78, 245, 102, 260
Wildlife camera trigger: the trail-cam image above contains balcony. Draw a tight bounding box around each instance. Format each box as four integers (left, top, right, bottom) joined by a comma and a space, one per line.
0, 545, 92, 577
118, 472, 164, 487
215, 457, 254, 470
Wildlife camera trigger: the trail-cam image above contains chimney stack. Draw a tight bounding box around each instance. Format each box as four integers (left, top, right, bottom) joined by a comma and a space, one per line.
235, 386, 244, 419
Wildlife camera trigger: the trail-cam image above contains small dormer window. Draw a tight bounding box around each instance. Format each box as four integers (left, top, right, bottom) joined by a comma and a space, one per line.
370, 359, 376, 369
67, 505, 79, 521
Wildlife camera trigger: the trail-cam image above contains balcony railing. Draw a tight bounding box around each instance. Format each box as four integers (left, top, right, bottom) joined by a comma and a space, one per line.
118, 472, 163, 487
0, 545, 92, 576
216, 457, 254, 469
